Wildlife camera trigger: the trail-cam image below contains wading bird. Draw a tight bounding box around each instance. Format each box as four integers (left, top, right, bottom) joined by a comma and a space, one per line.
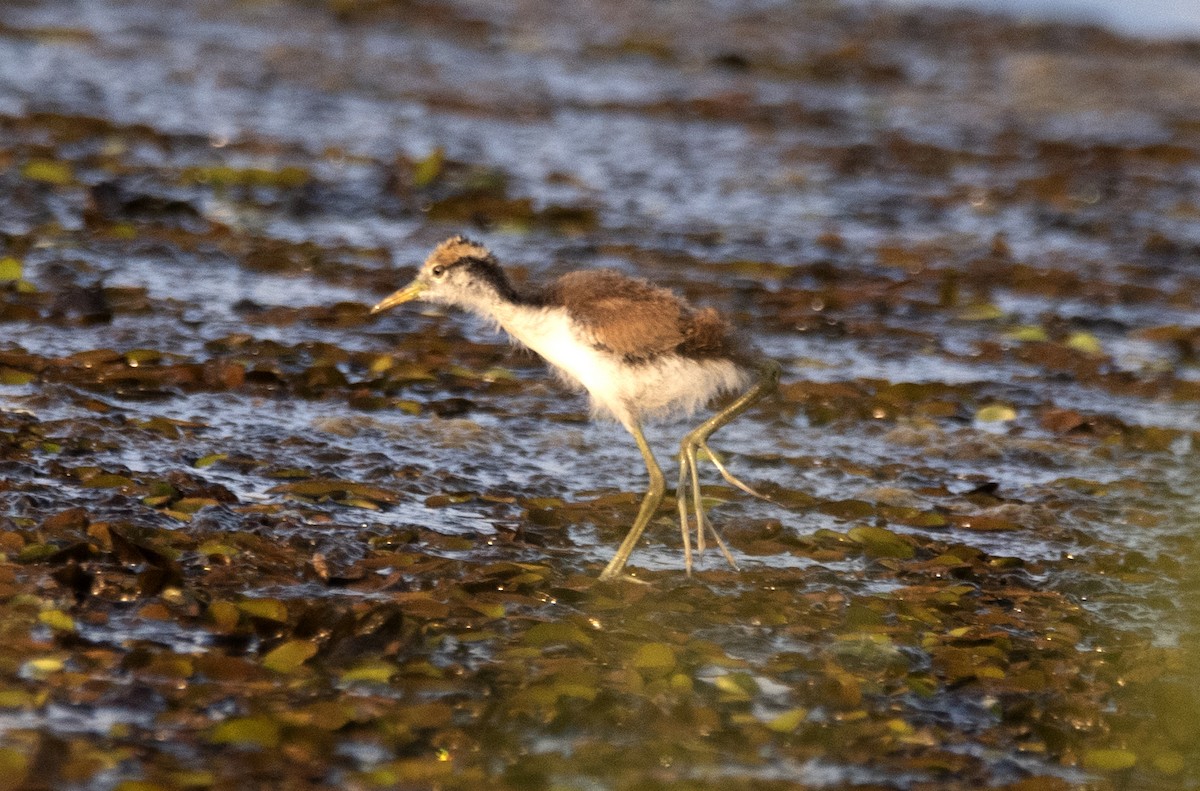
371, 236, 779, 579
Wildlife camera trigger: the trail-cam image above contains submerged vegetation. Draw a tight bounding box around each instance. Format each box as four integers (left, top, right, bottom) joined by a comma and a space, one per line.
0, 0, 1199, 788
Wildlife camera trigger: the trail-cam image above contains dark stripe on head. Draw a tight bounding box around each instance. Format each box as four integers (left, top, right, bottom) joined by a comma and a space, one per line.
451, 255, 521, 303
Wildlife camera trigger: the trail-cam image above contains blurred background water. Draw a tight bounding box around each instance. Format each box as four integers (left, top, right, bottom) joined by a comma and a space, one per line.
877, 0, 1200, 39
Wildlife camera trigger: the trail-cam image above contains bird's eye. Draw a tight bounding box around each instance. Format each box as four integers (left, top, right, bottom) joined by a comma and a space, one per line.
431, 265, 446, 278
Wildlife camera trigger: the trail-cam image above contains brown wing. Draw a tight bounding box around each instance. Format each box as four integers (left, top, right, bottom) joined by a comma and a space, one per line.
679, 306, 735, 359
545, 270, 688, 360
545, 270, 736, 361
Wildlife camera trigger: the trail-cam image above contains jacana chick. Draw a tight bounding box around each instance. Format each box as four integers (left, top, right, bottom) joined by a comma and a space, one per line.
371, 236, 780, 579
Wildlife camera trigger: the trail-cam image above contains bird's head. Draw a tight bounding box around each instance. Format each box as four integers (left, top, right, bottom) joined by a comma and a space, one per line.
371, 235, 517, 316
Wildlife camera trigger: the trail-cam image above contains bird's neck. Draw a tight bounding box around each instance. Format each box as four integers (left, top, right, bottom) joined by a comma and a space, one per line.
448, 283, 540, 334
482, 297, 572, 358
487, 297, 544, 331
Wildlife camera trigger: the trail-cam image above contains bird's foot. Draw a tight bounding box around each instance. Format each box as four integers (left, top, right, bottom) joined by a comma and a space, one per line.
597, 569, 653, 585
699, 440, 772, 502
678, 444, 739, 573
682, 510, 739, 572
707, 520, 739, 571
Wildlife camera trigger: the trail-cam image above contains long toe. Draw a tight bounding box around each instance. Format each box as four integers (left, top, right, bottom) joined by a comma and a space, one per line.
707, 522, 740, 570
700, 441, 772, 501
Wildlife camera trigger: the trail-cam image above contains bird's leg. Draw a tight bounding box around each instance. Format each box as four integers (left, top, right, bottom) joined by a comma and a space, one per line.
676, 449, 694, 575
684, 440, 708, 555
599, 421, 666, 580
677, 360, 782, 571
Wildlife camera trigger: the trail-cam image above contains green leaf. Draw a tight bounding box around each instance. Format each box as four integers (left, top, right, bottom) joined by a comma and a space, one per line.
0, 747, 29, 788
463, 600, 506, 619
553, 681, 598, 701
197, 542, 238, 559
1066, 331, 1103, 355
712, 672, 757, 700
340, 661, 396, 684
172, 497, 220, 514
1152, 751, 1186, 775
0, 688, 38, 708
115, 781, 171, 791
236, 598, 288, 623
766, 707, 808, 733
208, 715, 281, 748
413, 146, 445, 188
0, 258, 21, 282
16, 544, 58, 563
22, 159, 73, 185
206, 600, 240, 631
847, 525, 915, 559
268, 478, 400, 506
0, 368, 34, 386
123, 348, 163, 365
522, 621, 594, 649
261, 640, 318, 673
182, 165, 309, 189
82, 474, 135, 489
958, 303, 1004, 321
37, 610, 75, 633
630, 642, 676, 674
1004, 324, 1049, 342
20, 657, 64, 679
975, 404, 1017, 422
1082, 748, 1137, 772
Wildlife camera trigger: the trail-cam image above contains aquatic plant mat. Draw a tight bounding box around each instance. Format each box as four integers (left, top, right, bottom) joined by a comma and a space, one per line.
1, 1, 1198, 788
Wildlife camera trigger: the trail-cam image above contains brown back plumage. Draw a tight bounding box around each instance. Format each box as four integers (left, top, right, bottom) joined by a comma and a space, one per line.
680, 306, 733, 358
543, 269, 738, 363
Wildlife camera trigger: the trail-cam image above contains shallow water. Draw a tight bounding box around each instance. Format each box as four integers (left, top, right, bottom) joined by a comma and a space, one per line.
1, 0, 1199, 789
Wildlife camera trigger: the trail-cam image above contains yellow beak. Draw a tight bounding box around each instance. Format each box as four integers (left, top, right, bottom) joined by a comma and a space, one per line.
370, 280, 425, 314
